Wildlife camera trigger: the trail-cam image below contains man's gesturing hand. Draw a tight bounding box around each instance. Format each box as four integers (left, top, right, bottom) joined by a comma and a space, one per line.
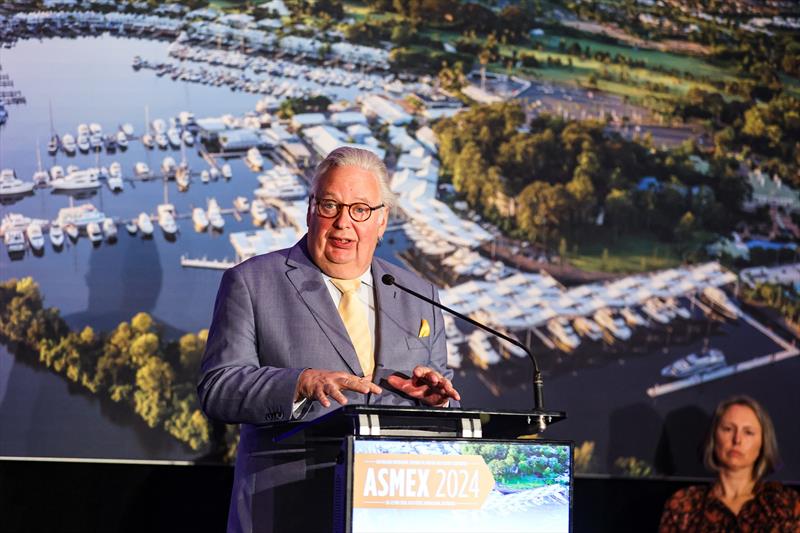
385, 365, 461, 407
295, 369, 383, 408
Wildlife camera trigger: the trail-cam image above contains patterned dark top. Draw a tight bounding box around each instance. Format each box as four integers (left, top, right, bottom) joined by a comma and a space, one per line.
659, 481, 800, 532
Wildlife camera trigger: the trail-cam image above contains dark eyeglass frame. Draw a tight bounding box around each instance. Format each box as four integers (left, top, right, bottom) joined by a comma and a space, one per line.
310, 195, 385, 222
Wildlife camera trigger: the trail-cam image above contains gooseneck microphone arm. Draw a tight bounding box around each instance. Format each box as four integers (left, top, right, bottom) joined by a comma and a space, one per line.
381, 274, 545, 417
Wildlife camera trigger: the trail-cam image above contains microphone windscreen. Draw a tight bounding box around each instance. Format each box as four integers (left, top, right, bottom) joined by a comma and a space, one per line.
381, 274, 395, 286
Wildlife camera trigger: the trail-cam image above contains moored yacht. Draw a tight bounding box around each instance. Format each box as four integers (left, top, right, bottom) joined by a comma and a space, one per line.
77, 135, 91, 152
233, 196, 250, 213
573, 316, 603, 341
120, 123, 134, 137
661, 349, 726, 379
192, 207, 209, 231
593, 308, 632, 341
4, 229, 25, 253
642, 298, 671, 325
26, 222, 45, 251
116, 130, 128, 149
161, 156, 177, 176
125, 219, 138, 235
181, 130, 194, 146
547, 317, 581, 351
141, 132, 154, 149
701, 286, 740, 320
250, 198, 268, 225
200, 169, 210, 183
137, 212, 154, 236
157, 204, 178, 235
167, 128, 182, 148
108, 162, 123, 192
102, 218, 117, 241
175, 163, 190, 191
155, 132, 169, 149
49, 222, 65, 248
246, 147, 264, 170
50, 165, 65, 181
51, 168, 101, 191
221, 163, 232, 180
207, 198, 224, 230
57, 203, 106, 229
61, 134, 77, 154
134, 162, 150, 177
86, 221, 103, 243
0, 169, 35, 196
621, 306, 647, 328
64, 223, 79, 241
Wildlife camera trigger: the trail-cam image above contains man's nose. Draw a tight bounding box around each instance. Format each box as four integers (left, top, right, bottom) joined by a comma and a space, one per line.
332, 206, 352, 228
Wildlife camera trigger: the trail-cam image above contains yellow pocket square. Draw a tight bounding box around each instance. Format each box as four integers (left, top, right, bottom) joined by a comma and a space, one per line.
418, 319, 430, 338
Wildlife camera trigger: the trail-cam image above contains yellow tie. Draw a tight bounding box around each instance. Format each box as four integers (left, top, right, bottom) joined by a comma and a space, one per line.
331, 278, 374, 376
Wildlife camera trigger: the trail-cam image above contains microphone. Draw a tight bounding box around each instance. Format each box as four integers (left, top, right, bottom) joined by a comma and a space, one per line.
381, 274, 548, 431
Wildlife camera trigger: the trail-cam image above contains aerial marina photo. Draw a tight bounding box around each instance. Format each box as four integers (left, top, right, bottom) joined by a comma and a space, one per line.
0, 0, 799, 487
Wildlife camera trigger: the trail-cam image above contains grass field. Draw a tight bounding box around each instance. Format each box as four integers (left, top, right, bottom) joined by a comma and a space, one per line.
567, 233, 684, 273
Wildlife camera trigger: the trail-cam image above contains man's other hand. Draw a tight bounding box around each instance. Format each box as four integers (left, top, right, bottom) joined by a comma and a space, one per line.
385, 366, 461, 407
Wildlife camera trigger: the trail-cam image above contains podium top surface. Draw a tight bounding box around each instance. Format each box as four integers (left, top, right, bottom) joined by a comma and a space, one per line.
273, 405, 567, 442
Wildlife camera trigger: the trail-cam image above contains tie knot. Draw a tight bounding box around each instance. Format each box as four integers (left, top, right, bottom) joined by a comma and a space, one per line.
331, 278, 361, 294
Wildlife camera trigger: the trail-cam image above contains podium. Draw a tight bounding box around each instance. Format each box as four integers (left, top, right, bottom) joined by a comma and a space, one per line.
258, 405, 570, 532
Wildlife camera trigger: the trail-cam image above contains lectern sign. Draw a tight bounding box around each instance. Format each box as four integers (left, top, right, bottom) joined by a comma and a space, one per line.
353, 453, 494, 509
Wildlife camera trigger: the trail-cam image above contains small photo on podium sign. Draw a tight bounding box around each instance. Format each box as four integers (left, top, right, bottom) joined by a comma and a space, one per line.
344, 437, 573, 533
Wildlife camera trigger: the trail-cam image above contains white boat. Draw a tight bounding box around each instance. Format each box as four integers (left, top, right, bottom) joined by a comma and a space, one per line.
77, 123, 90, 137
151, 118, 167, 134
61, 134, 76, 154
181, 130, 194, 146
102, 218, 117, 240
121, 123, 134, 137
141, 133, 155, 149
621, 307, 646, 328
167, 128, 182, 148
573, 316, 603, 341
134, 162, 150, 177
137, 212, 154, 236
26, 222, 45, 251
89, 122, 103, 136
161, 156, 177, 176
48, 134, 59, 156
209, 167, 220, 181
593, 308, 632, 341
207, 198, 224, 230
157, 203, 178, 235
86, 221, 103, 243
642, 298, 671, 325
125, 219, 138, 235
246, 147, 264, 170
221, 163, 232, 180
66, 164, 79, 175
664, 297, 691, 320
661, 349, 726, 379
175, 164, 190, 191
701, 286, 740, 320
49, 222, 65, 247
89, 133, 103, 150
116, 130, 128, 149
64, 223, 79, 241
51, 169, 101, 191
4, 229, 25, 252
192, 207, 209, 231
108, 162, 123, 192
547, 317, 581, 351
155, 132, 169, 149
250, 198, 268, 225
77, 135, 91, 152
233, 196, 250, 213
32, 169, 49, 187
0, 169, 35, 196
56, 203, 106, 228
200, 169, 210, 183
50, 166, 65, 181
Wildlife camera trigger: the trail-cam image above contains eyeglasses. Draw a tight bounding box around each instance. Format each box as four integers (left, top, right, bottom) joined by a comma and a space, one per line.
310, 195, 385, 222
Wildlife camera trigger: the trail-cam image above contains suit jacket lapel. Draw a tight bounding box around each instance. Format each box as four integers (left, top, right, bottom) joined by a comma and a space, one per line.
372, 259, 406, 370
285, 237, 363, 375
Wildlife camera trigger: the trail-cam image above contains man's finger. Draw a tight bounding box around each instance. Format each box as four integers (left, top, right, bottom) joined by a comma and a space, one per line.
314, 384, 331, 408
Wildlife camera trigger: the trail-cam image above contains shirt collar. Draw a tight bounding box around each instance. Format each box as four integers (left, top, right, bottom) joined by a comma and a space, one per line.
322, 267, 373, 288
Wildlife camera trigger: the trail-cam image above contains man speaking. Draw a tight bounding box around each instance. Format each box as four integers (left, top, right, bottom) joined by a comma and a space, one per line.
199, 147, 461, 532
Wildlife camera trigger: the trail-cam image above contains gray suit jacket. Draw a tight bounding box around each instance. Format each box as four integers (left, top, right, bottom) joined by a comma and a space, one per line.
198, 237, 452, 532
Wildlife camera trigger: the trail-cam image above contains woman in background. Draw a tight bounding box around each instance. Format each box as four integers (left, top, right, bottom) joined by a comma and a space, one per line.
659, 395, 799, 532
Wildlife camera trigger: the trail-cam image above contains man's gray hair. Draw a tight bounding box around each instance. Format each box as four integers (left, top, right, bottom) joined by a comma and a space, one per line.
311, 146, 396, 211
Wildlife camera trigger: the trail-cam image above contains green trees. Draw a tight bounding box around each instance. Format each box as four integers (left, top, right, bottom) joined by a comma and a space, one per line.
0, 278, 212, 452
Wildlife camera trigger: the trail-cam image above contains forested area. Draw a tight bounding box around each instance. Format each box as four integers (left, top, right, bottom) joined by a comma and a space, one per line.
434, 102, 751, 252
0, 277, 214, 452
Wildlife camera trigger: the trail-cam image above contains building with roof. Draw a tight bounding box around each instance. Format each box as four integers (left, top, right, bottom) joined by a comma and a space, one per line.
744, 169, 800, 212
361, 95, 412, 126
